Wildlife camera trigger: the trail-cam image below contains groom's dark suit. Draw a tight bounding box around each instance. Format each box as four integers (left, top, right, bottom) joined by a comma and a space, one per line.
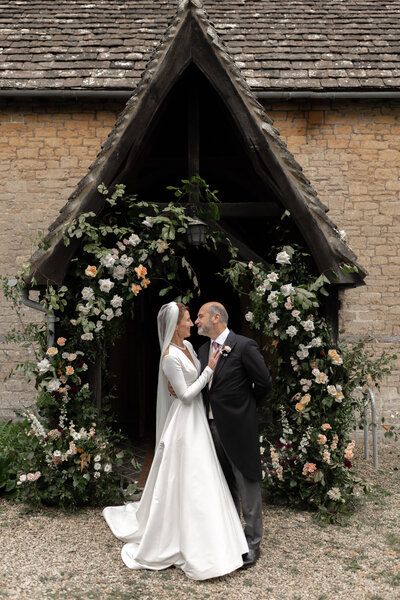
198, 331, 272, 482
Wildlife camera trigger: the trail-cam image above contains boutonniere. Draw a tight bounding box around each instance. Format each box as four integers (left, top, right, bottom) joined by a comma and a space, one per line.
221, 345, 232, 357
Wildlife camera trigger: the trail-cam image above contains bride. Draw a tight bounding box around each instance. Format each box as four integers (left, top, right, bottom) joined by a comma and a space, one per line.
103, 301, 248, 580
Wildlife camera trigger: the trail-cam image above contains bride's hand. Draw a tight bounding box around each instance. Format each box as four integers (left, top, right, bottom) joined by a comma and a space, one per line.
208, 349, 220, 371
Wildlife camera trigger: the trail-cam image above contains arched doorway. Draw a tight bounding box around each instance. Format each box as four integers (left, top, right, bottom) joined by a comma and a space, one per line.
107, 243, 244, 441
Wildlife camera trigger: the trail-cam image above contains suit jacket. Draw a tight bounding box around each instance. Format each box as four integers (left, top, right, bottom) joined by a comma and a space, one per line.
198, 331, 272, 481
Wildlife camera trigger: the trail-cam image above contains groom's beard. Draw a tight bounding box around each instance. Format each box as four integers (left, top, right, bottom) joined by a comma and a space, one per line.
197, 323, 212, 337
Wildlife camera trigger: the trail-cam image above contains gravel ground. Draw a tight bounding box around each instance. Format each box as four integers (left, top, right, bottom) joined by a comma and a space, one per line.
1, 442, 400, 600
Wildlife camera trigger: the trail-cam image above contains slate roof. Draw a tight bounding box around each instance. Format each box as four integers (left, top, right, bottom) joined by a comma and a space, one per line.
0, 0, 399, 93
26, 0, 366, 288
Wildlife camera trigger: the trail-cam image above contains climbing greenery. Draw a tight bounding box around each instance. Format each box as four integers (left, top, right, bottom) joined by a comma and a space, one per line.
223, 243, 395, 523
1, 176, 394, 519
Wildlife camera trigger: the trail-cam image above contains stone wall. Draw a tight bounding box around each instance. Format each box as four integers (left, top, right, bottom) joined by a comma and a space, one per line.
263, 98, 400, 430
0, 99, 121, 419
0, 97, 399, 434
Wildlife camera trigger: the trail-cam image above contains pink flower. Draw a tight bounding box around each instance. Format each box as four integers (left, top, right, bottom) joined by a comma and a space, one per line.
57, 337, 67, 346
318, 434, 327, 445
65, 366, 74, 376
321, 423, 332, 431
284, 297, 292, 310
330, 434, 339, 451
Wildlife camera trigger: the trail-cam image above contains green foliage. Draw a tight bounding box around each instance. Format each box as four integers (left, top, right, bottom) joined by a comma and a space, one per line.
0, 420, 32, 497
1, 180, 226, 510
224, 243, 395, 522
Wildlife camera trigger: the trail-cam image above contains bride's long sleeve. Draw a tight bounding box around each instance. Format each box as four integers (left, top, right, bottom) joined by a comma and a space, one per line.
162, 354, 212, 404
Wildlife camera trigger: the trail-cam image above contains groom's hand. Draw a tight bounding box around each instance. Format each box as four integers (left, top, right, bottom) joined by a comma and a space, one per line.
168, 382, 177, 398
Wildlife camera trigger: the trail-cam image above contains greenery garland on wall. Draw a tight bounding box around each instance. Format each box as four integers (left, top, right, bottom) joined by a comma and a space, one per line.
1, 177, 394, 520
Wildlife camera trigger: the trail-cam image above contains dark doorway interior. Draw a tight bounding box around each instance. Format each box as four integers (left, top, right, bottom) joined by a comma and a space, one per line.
107, 244, 243, 442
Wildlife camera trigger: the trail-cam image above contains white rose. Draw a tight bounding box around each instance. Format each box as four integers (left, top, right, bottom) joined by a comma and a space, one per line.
99, 279, 114, 293
104, 463, 112, 473
94, 463, 101, 471
268, 312, 279, 324
286, 325, 297, 338
245, 311, 253, 322
296, 344, 309, 360
105, 308, 114, 321
112, 265, 126, 281
110, 295, 123, 308
81, 287, 94, 301
142, 217, 154, 228
267, 272, 279, 283
81, 332, 94, 341
115, 308, 122, 317
37, 358, 51, 373
94, 471, 100, 479
120, 254, 133, 267
100, 254, 116, 268
127, 234, 140, 247
78, 304, 90, 315
267, 291, 278, 304
276, 250, 291, 265
47, 379, 61, 392
281, 283, 294, 296
301, 319, 315, 332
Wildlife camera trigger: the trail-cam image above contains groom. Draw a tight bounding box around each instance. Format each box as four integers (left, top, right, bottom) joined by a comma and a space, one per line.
196, 302, 272, 569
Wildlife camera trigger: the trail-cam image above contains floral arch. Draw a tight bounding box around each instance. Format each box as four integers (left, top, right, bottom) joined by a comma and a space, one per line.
3, 180, 393, 520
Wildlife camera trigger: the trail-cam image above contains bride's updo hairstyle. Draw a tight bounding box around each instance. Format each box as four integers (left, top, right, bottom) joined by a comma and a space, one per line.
176, 302, 188, 324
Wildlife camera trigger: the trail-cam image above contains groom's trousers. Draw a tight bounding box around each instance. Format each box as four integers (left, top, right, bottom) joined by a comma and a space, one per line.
208, 419, 263, 551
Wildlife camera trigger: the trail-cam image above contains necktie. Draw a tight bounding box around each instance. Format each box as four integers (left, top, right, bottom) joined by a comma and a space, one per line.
212, 341, 219, 352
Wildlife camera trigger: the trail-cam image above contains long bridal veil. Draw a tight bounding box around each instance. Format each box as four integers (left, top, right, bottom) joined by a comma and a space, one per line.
155, 302, 179, 446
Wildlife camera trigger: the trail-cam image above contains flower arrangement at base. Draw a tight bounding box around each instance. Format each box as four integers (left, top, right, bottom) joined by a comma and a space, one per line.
225, 243, 394, 522
15, 409, 126, 509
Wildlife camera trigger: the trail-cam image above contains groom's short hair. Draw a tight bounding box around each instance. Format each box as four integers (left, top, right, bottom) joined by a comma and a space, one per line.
208, 302, 228, 324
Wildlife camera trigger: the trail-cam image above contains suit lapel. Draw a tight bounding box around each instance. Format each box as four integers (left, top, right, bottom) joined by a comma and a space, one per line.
198, 341, 209, 372
212, 330, 237, 383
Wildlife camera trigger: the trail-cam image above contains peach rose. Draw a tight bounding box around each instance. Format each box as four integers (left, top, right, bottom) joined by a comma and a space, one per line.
141, 278, 151, 289
85, 265, 97, 277
65, 366, 74, 376
321, 423, 332, 431
134, 264, 147, 279
57, 337, 66, 346
46, 347, 58, 357
131, 284, 141, 296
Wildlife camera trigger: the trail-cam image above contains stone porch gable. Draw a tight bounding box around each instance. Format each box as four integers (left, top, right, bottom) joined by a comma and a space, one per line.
0, 0, 400, 92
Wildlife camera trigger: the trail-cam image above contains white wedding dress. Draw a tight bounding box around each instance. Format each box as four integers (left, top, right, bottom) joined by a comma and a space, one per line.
103, 341, 248, 580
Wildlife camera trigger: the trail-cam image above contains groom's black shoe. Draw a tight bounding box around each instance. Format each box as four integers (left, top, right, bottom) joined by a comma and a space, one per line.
240, 547, 260, 570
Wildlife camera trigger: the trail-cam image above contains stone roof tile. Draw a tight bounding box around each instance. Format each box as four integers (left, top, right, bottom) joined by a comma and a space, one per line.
0, 0, 399, 92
